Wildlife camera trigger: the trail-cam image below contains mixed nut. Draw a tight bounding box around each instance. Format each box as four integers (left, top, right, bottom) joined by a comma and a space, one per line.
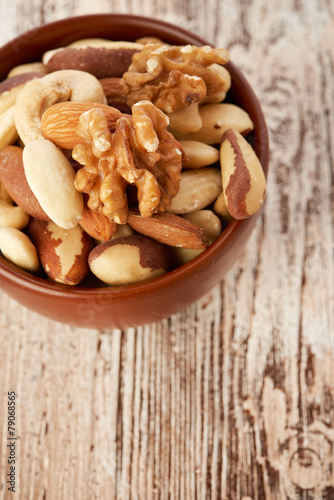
0, 36, 266, 286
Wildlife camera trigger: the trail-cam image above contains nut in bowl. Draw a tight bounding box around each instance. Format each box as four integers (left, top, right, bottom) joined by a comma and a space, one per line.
0, 14, 269, 329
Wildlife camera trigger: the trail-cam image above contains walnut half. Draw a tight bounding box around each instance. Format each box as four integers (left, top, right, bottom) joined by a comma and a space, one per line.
121, 43, 230, 114
73, 101, 186, 224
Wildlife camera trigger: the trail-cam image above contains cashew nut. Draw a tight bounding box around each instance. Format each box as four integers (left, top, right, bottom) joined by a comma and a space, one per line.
14, 69, 106, 144
171, 210, 222, 265
0, 198, 29, 229
183, 210, 222, 244
168, 65, 231, 134
0, 106, 18, 152
0, 177, 29, 229
178, 140, 220, 169
168, 103, 202, 134
172, 103, 254, 145
167, 168, 222, 214
200, 64, 231, 104
0, 227, 39, 272
213, 191, 233, 221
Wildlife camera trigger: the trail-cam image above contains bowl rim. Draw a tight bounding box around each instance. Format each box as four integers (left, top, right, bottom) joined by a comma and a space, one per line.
0, 13, 269, 301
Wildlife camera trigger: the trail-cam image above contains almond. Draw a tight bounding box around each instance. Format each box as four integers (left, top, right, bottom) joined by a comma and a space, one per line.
41, 101, 128, 149
88, 234, 171, 285
79, 199, 117, 241
0, 145, 49, 221
128, 211, 208, 249
29, 218, 93, 285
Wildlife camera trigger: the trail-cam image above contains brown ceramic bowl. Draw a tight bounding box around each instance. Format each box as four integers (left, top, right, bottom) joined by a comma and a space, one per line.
0, 14, 269, 329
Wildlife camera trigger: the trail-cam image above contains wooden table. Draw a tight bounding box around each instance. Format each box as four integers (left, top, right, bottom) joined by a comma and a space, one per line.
0, 1, 333, 498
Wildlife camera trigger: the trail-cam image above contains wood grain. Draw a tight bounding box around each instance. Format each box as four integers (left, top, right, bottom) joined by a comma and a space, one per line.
1, 0, 334, 499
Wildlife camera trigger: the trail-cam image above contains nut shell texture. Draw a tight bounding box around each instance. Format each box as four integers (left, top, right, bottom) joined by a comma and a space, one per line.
44, 45, 141, 78
127, 211, 208, 249
89, 235, 170, 285
29, 219, 93, 285
220, 129, 266, 219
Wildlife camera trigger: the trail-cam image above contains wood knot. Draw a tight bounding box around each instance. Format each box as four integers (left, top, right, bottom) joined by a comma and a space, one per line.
288, 448, 322, 490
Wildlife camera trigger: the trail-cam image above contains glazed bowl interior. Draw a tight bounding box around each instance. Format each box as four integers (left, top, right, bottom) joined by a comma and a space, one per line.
0, 14, 269, 329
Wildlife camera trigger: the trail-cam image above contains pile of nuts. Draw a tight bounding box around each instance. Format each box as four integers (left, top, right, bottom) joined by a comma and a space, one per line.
0, 37, 266, 287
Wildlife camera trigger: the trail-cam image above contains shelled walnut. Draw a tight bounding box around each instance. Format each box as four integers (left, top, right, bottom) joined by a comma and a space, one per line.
121, 43, 230, 113
73, 100, 186, 224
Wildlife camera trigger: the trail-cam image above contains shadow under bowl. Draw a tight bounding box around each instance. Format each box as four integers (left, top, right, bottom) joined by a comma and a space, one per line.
0, 14, 269, 330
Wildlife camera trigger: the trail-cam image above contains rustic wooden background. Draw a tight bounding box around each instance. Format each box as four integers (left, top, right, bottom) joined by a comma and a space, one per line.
0, 0, 333, 499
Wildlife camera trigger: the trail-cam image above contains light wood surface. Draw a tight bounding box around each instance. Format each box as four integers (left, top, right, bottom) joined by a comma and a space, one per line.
1, 1, 334, 499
